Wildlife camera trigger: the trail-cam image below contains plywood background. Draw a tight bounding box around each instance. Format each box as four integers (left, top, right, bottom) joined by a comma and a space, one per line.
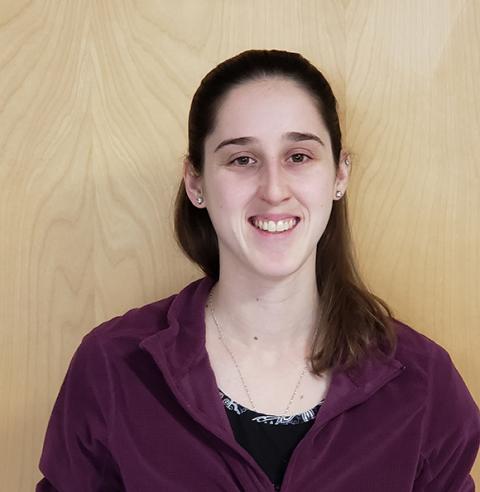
0, 1, 478, 489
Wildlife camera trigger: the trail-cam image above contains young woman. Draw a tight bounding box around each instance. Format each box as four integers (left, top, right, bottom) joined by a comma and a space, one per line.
37, 50, 479, 491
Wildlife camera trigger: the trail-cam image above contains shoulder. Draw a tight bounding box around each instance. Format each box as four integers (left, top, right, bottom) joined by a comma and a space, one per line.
76, 276, 213, 364
388, 323, 479, 487
62, 293, 177, 389
391, 318, 473, 399
391, 318, 479, 445
88, 293, 177, 347
392, 318, 451, 375
69, 294, 175, 369
391, 319, 478, 396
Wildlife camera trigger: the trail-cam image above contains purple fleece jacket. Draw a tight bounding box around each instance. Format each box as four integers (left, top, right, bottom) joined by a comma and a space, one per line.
37, 277, 479, 491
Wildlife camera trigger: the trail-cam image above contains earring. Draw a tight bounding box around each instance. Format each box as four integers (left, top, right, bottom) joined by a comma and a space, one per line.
196, 196, 204, 205
335, 190, 343, 198
345, 157, 351, 166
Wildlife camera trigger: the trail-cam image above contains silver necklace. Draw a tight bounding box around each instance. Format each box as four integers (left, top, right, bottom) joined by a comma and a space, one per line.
207, 288, 309, 417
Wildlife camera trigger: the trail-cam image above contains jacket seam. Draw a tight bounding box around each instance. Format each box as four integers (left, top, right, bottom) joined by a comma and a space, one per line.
91, 331, 117, 486
417, 347, 436, 484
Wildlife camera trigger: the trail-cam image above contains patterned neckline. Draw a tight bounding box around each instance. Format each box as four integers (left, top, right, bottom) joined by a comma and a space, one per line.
219, 389, 324, 426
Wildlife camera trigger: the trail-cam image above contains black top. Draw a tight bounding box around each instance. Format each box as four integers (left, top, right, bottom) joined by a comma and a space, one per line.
219, 389, 324, 489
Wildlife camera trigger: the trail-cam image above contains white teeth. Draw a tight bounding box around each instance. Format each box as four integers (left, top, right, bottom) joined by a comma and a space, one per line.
252, 218, 297, 233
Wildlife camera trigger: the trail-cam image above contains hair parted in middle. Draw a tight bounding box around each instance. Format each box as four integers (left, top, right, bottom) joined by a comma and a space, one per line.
174, 49, 397, 375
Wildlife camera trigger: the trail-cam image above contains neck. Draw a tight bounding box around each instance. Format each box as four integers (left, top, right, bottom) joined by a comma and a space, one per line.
208, 265, 322, 358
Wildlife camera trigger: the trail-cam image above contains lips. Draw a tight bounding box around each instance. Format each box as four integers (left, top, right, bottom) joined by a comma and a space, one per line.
248, 215, 301, 234
249, 214, 300, 222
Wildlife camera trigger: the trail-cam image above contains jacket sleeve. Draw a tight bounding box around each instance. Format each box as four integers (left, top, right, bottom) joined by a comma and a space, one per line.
413, 346, 480, 491
36, 331, 124, 491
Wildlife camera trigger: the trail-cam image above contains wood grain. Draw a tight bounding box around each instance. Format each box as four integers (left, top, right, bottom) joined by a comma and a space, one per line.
0, 1, 477, 489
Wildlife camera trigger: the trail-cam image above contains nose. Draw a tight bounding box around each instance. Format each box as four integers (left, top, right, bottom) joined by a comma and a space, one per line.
258, 161, 291, 205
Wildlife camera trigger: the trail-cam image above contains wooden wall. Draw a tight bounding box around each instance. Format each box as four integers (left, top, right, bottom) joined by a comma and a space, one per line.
0, 1, 478, 489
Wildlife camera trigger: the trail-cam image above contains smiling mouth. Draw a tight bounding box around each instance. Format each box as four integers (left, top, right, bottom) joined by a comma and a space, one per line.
248, 216, 300, 234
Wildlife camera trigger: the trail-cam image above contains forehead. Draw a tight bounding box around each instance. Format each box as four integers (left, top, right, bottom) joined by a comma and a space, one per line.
209, 77, 328, 141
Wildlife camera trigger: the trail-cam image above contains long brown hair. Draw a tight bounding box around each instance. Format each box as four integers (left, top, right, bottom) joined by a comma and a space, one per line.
174, 50, 396, 374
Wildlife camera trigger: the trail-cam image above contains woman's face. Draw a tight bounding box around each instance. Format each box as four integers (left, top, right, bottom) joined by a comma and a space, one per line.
185, 77, 349, 281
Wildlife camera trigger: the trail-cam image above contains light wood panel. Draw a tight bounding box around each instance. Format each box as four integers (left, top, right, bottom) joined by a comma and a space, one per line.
0, 1, 477, 489
346, 0, 480, 397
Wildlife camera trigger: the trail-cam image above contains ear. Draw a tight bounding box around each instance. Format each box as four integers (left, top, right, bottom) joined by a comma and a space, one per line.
183, 158, 206, 208
333, 149, 351, 200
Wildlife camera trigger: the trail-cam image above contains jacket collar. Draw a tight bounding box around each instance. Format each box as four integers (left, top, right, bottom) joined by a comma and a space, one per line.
140, 276, 216, 379
139, 276, 405, 430
139, 277, 232, 437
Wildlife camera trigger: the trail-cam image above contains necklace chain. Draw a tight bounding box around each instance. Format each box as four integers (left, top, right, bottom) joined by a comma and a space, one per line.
207, 288, 308, 417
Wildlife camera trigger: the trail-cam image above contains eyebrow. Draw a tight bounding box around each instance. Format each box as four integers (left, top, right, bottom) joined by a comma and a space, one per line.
214, 136, 255, 152
214, 131, 325, 152
286, 131, 325, 146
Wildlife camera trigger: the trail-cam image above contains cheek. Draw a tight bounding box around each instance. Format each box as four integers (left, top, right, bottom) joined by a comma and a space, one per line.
205, 178, 248, 229
207, 175, 251, 207
299, 179, 335, 205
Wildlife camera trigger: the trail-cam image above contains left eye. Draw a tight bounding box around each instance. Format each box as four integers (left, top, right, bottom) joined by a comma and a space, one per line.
289, 153, 309, 163
231, 156, 255, 166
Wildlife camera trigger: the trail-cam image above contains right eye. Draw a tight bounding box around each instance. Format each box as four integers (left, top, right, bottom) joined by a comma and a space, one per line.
230, 156, 255, 166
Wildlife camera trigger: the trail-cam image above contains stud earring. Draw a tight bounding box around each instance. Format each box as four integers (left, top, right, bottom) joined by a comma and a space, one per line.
345, 157, 351, 166
335, 190, 343, 198
196, 196, 204, 205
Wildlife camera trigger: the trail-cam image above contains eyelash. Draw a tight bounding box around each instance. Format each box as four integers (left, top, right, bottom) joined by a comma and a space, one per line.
289, 153, 310, 164
229, 153, 311, 166
230, 156, 255, 166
